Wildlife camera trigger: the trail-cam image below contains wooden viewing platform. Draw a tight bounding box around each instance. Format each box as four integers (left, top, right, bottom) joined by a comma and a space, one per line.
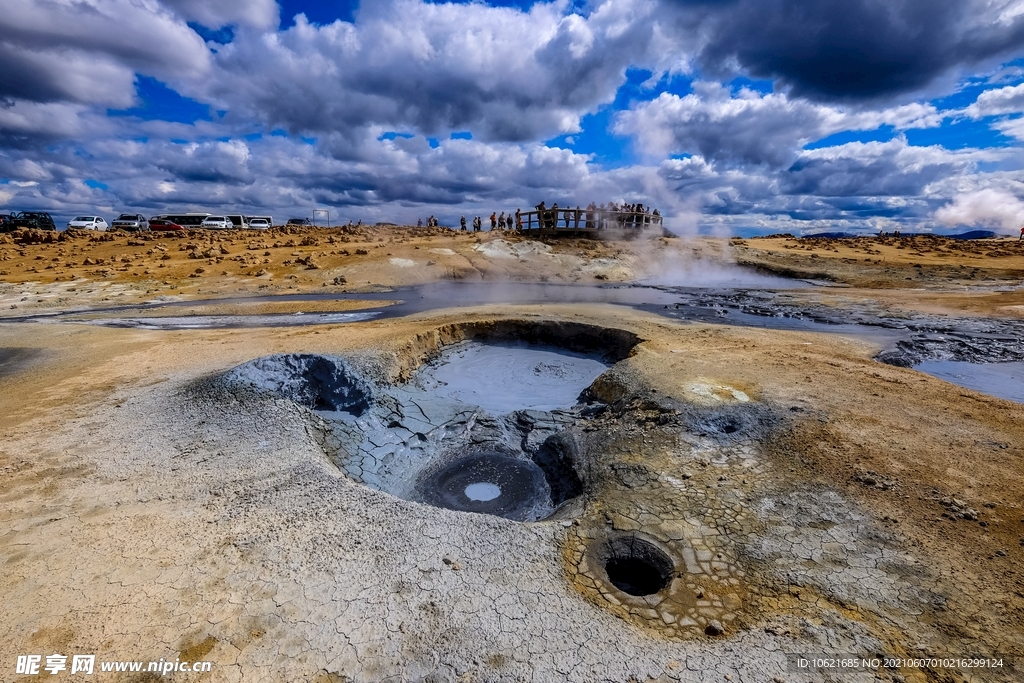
515, 208, 665, 237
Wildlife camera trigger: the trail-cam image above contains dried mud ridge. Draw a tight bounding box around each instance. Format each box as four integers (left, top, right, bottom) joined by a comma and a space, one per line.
201, 318, 1019, 679
643, 286, 1024, 366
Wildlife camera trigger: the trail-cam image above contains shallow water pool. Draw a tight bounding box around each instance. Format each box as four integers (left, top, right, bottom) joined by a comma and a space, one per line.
914, 360, 1024, 403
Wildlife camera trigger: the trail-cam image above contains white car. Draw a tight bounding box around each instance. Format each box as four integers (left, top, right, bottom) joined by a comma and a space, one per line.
248, 218, 270, 230
111, 213, 148, 231
201, 215, 233, 230
67, 216, 108, 230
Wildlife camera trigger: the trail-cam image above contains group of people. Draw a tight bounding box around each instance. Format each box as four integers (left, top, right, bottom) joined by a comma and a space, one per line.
458, 211, 520, 232
531, 201, 661, 230
419, 201, 662, 232
417, 215, 441, 228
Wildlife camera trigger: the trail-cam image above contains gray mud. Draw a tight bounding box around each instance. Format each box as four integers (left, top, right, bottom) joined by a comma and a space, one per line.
0, 347, 42, 378
414, 340, 609, 413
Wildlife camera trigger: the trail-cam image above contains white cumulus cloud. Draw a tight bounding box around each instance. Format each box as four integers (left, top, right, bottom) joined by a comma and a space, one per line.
934, 187, 1024, 232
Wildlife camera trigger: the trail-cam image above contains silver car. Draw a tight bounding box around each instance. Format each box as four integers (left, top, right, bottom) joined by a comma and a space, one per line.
200, 215, 233, 230
67, 216, 108, 230
247, 218, 270, 230
111, 213, 148, 231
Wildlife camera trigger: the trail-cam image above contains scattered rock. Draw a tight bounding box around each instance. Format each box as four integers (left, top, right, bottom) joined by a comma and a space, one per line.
705, 620, 724, 636
939, 496, 979, 521
853, 470, 898, 490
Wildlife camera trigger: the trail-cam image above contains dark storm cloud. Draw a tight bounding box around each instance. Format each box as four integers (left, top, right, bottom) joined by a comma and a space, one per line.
672, 0, 1024, 100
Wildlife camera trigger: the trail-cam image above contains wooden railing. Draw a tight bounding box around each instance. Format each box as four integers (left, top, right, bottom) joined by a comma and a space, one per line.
510, 208, 663, 232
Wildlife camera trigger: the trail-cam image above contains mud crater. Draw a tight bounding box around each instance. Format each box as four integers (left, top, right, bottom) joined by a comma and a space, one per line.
224, 320, 641, 523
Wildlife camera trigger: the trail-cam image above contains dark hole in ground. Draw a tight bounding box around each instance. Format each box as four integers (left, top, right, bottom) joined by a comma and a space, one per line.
606, 558, 669, 596
688, 408, 759, 439
710, 413, 745, 435
601, 537, 674, 596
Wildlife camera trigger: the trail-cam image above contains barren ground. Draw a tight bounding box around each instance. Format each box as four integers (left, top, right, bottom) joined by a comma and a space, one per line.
0, 226, 1021, 683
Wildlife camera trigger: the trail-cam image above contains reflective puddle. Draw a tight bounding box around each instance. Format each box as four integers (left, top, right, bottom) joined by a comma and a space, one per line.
913, 360, 1024, 403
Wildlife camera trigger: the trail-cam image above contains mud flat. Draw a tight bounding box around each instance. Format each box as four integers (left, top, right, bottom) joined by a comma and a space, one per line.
1, 300, 1022, 682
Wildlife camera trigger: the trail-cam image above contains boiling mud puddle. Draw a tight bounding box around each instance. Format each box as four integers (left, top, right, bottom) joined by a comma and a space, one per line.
415, 341, 610, 413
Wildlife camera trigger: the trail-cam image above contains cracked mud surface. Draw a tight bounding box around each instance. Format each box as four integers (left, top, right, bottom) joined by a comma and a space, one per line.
1, 306, 1023, 682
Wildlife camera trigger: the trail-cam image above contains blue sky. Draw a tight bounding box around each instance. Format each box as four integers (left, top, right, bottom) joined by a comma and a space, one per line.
2, 0, 1024, 234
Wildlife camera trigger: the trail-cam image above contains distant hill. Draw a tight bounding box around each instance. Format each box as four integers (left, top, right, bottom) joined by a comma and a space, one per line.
801, 232, 856, 239
946, 230, 997, 240
798, 230, 999, 240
